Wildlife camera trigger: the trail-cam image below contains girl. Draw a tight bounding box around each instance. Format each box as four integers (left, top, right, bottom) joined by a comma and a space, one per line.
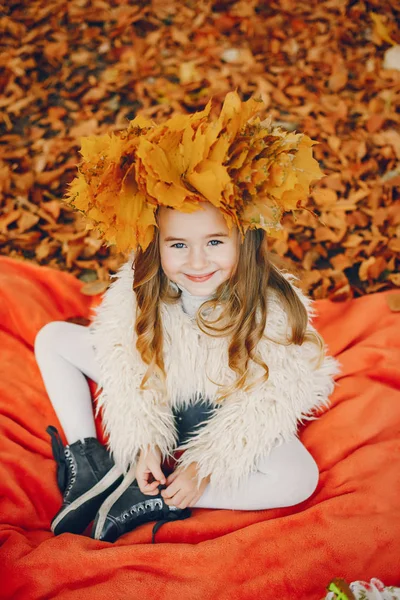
35, 92, 341, 543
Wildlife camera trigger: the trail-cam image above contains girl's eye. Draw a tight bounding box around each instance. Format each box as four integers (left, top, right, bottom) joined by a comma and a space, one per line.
208, 240, 222, 246
171, 242, 186, 249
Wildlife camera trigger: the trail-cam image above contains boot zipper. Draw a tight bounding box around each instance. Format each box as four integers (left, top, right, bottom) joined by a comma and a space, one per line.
81, 441, 99, 477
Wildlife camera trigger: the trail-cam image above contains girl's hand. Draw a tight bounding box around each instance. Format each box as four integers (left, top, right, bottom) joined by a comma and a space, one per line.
136, 446, 167, 496
161, 462, 210, 509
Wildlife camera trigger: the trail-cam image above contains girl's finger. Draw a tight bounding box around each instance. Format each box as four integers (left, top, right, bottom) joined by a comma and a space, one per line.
166, 470, 179, 485
137, 468, 150, 484
143, 480, 160, 491
167, 490, 186, 508
177, 495, 193, 510
147, 458, 166, 485
189, 494, 201, 507
183, 492, 197, 508
144, 489, 162, 496
144, 480, 163, 496
161, 480, 179, 499
150, 467, 166, 485
137, 474, 157, 494
136, 474, 146, 490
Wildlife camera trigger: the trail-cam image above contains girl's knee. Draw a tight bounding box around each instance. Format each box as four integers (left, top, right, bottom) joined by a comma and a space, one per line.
259, 441, 320, 507
295, 453, 319, 502
285, 450, 319, 506
34, 321, 67, 355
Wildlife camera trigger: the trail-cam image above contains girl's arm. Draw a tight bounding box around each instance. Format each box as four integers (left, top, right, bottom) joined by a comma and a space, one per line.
89, 256, 178, 474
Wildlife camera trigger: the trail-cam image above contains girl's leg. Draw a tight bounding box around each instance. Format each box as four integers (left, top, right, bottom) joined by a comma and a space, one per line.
34, 321, 99, 444
193, 437, 319, 510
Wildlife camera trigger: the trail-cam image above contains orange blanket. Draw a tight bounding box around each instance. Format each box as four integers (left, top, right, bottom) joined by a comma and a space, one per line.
1, 255, 399, 600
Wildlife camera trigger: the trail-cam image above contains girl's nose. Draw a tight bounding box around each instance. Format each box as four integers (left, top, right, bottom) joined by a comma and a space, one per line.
188, 247, 208, 271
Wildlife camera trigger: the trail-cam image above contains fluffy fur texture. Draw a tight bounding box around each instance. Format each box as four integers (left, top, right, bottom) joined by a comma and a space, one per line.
90, 255, 342, 493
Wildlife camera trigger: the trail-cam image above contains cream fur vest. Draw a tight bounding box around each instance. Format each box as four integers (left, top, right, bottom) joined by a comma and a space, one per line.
89, 255, 341, 492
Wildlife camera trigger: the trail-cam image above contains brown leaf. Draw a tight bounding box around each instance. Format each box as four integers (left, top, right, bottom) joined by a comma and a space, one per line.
367, 256, 387, 280
41, 200, 61, 221
330, 254, 353, 271
328, 70, 348, 92
65, 316, 91, 325
388, 238, 400, 253
10, 231, 42, 248
0, 209, 21, 232
359, 257, 376, 281
69, 119, 99, 138
80, 280, 110, 296
35, 238, 59, 261
314, 226, 337, 242
288, 238, 304, 260
17, 212, 40, 232
366, 114, 386, 133
329, 283, 353, 302
387, 293, 400, 311
387, 273, 400, 287
66, 242, 85, 269
36, 162, 76, 185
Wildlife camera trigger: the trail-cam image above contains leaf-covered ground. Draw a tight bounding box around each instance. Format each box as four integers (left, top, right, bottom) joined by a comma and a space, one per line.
0, 0, 399, 300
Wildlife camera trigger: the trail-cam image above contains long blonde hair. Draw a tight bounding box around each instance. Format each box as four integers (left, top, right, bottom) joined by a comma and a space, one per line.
133, 227, 324, 401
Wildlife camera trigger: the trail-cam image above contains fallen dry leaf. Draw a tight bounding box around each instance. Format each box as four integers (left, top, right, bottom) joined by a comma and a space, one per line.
387, 293, 400, 311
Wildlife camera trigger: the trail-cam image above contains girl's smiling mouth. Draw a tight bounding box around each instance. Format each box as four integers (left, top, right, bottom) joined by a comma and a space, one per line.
184, 271, 216, 283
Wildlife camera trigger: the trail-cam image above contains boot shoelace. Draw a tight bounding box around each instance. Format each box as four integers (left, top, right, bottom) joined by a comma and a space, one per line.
151, 507, 192, 544
46, 425, 77, 497
150, 483, 192, 543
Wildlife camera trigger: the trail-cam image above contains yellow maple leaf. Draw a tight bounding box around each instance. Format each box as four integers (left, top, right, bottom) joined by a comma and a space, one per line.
65, 172, 89, 210
79, 134, 114, 162
280, 184, 308, 210
187, 159, 231, 206
370, 12, 396, 46
242, 196, 283, 230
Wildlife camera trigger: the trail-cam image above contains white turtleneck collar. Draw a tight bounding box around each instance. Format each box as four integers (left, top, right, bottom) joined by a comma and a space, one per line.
172, 283, 214, 318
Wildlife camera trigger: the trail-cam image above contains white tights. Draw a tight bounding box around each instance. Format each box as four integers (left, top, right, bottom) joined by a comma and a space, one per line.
34, 321, 319, 511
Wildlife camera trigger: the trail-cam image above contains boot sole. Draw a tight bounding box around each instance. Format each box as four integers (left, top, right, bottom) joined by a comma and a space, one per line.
51, 465, 123, 535
92, 464, 137, 540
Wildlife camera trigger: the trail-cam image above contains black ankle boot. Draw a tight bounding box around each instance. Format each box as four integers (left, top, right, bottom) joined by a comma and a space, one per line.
46, 425, 123, 535
91, 467, 191, 544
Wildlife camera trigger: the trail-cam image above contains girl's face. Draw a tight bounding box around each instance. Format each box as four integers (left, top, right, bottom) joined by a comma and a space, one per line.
158, 202, 239, 296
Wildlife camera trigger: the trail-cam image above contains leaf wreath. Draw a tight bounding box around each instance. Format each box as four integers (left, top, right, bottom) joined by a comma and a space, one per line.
65, 90, 324, 252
